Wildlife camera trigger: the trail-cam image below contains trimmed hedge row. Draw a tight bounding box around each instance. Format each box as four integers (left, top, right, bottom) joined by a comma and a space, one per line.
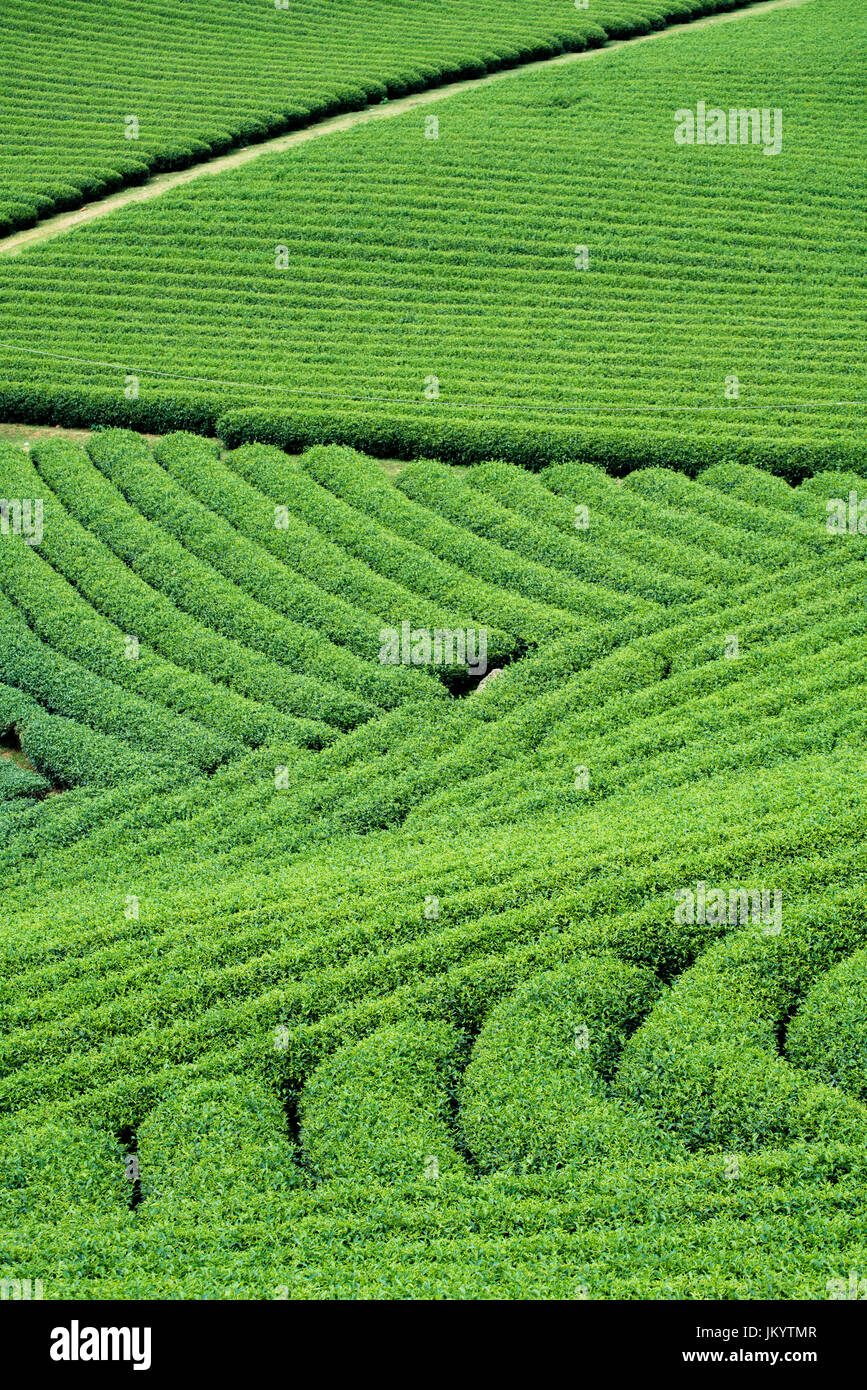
0, 449, 328, 750
227, 443, 550, 650
0, 758, 50, 801
155, 433, 483, 651
31, 439, 365, 731
0, 680, 179, 788
217, 405, 866, 484
394, 459, 656, 623
93, 431, 445, 708
787, 949, 867, 1104
1, 386, 861, 488
300, 1020, 468, 1184
0, 587, 233, 774
459, 957, 667, 1173
0, 384, 221, 436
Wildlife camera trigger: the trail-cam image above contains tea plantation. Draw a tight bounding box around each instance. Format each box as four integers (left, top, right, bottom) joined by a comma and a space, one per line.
1, 429, 866, 1297
1, 0, 865, 1303
0, 0, 763, 237
0, 0, 862, 472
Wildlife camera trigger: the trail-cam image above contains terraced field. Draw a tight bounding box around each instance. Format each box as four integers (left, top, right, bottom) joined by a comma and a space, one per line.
2, 429, 866, 1297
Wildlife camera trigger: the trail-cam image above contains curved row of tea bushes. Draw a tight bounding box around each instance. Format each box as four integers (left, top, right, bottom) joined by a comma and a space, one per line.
0, 587, 233, 773
4, 530, 861, 893
0, 1114, 128, 1229
35, 438, 377, 730
394, 459, 655, 624
153, 434, 485, 647
462, 459, 701, 605
618, 926, 867, 1152
0, 758, 49, 801
305, 446, 643, 628
300, 1020, 468, 1184
521, 460, 746, 589
0, 681, 179, 788
0, 515, 330, 753
228, 444, 568, 648
427, 641, 867, 830
634, 465, 839, 557
135, 1076, 301, 1215
543, 461, 764, 576
4, 754, 862, 1116
89, 431, 447, 706
459, 957, 668, 1173
786, 950, 867, 1104
7, 1138, 867, 1299
2, 440, 867, 1295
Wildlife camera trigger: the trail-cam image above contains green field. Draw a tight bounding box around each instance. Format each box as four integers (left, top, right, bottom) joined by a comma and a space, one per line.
1, 0, 866, 1305
0, 0, 862, 473
2, 428, 866, 1297
0, 0, 757, 235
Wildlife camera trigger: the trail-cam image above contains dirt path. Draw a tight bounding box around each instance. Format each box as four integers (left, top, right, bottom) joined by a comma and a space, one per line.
0, 422, 161, 449
0, 0, 809, 258
0, 421, 412, 475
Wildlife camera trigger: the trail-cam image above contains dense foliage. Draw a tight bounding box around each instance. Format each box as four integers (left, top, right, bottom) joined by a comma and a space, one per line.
0, 0, 862, 477
1, 428, 865, 1297
0, 0, 758, 235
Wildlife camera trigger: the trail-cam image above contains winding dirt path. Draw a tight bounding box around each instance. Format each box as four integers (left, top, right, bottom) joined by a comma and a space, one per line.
0, 0, 809, 258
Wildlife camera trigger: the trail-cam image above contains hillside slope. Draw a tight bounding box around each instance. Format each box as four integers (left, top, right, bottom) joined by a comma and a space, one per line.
0, 0, 766, 237
1, 432, 865, 1297
0, 0, 861, 476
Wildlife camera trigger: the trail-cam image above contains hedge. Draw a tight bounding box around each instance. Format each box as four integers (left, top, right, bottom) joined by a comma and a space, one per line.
217, 406, 867, 484
459, 957, 668, 1173
299, 1020, 468, 1184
